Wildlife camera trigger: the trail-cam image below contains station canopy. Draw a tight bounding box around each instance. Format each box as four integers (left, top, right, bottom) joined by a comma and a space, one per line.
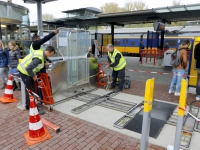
23, 0, 57, 4
43, 3, 200, 28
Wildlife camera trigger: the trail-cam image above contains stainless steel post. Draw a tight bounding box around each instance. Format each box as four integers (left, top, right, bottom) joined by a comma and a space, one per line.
37, 1, 43, 36
174, 117, 184, 150
174, 79, 187, 150
140, 112, 151, 150
17, 79, 26, 110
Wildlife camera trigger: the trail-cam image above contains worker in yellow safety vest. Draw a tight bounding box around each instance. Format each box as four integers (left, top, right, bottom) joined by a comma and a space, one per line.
106, 44, 127, 92
179, 40, 191, 50
17, 46, 55, 114
29, 29, 59, 72
30, 29, 59, 53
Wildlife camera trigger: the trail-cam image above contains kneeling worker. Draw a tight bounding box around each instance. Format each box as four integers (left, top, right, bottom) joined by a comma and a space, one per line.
106, 44, 126, 92
17, 46, 55, 113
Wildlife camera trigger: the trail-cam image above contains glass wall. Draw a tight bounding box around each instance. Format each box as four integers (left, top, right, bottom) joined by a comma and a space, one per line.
0, 1, 30, 57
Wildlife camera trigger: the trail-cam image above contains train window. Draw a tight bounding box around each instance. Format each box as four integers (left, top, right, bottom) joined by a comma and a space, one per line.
131, 41, 135, 45
122, 39, 128, 44
165, 40, 177, 46
114, 40, 120, 45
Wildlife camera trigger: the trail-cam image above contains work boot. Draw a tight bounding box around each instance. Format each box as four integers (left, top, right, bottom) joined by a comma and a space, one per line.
115, 88, 122, 93
15, 82, 21, 91
38, 107, 45, 115
109, 86, 115, 90
13, 81, 17, 91
1, 83, 6, 89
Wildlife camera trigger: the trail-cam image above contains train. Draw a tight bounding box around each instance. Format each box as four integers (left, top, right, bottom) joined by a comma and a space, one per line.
91, 26, 200, 56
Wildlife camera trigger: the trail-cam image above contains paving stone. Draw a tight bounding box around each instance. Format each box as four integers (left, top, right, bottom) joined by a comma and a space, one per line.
0, 80, 168, 150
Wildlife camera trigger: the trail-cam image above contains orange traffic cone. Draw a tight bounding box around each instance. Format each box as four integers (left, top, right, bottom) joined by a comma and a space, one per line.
24, 93, 52, 146
0, 74, 17, 103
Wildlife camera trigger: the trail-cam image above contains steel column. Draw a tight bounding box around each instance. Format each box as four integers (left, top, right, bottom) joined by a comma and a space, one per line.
111, 23, 114, 45
37, 0, 43, 36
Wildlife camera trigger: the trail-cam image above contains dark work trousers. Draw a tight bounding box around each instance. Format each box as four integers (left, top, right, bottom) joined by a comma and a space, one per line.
196, 69, 200, 96
20, 72, 35, 108
111, 67, 125, 90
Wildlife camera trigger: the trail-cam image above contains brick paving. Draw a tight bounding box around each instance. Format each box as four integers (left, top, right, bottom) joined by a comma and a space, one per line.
0, 81, 169, 150
123, 80, 198, 107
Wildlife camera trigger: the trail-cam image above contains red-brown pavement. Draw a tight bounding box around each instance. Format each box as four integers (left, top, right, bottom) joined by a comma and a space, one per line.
1, 79, 195, 150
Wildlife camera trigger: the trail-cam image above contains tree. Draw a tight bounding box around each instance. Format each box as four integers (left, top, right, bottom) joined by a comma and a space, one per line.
172, 0, 183, 6
171, 0, 185, 26
122, 1, 148, 12
122, 2, 135, 12
134, 1, 148, 10
100, 2, 120, 14
42, 13, 54, 21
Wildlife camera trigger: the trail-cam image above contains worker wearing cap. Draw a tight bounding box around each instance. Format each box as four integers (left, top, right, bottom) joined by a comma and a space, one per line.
106, 44, 126, 92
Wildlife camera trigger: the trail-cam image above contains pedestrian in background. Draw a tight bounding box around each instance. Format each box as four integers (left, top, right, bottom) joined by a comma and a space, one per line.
139, 41, 144, 62
194, 41, 200, 100
168, 40, 189, 96
8, 41, 21, 91
0, 40, 9, 89
92, 40, 100, 59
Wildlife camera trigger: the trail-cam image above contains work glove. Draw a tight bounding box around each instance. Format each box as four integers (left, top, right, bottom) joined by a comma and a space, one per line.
106, 64, 110, 68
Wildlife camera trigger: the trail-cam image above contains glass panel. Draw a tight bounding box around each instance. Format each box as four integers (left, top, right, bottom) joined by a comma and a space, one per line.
170, 7, 186, 12
103, 34, 107, 46
165, 40, 177, 47
186, 6, 200, 10
54, 28, 90, 86
155, 9, 170, 13
57, 30, 70, 57
0, 4, 29, 26
77, 30, 90, 56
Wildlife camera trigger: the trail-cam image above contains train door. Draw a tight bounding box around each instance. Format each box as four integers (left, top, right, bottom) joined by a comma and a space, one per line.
122, 39, 128, 55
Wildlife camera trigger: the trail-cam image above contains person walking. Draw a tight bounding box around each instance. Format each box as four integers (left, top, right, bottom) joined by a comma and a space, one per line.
106, 44, 126, 92
0, 40, 9, 89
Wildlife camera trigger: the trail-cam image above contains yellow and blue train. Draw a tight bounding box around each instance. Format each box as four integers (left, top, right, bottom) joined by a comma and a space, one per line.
96, 34, 195, 56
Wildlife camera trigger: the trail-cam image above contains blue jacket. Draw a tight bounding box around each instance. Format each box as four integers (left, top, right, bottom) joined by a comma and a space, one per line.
0, 48, 9, 68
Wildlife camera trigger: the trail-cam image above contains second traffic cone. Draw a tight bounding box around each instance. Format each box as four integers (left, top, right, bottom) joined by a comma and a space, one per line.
0, 74, 17, 103
24, 93, 52, 146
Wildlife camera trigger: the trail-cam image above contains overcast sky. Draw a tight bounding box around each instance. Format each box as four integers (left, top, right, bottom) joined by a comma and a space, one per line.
2, 0, 200, 23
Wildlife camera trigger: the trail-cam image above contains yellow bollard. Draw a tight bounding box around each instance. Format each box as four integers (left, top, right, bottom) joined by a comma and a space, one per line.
178, 79, 187, 117
144, 78, 155, 113
141, 78, 155, 150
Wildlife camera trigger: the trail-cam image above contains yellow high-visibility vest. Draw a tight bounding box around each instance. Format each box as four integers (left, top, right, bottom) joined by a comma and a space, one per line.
30, 43, 43, 53
179, 43, 191, 49
17, 50, 44, 76
108, 49, 126, 71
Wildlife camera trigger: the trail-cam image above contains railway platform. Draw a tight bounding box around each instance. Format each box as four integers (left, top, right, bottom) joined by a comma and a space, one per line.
1, 57, 200, 150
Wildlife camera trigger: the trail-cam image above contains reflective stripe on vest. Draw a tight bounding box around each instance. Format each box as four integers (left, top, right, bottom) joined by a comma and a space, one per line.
179, 44, 191, 49
108, 49, 126, 71
30, 43, 43, 53
17, 51, 44, 76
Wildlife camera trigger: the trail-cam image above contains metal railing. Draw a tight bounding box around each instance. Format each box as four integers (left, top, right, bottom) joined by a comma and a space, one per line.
140, 49, 190, 66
